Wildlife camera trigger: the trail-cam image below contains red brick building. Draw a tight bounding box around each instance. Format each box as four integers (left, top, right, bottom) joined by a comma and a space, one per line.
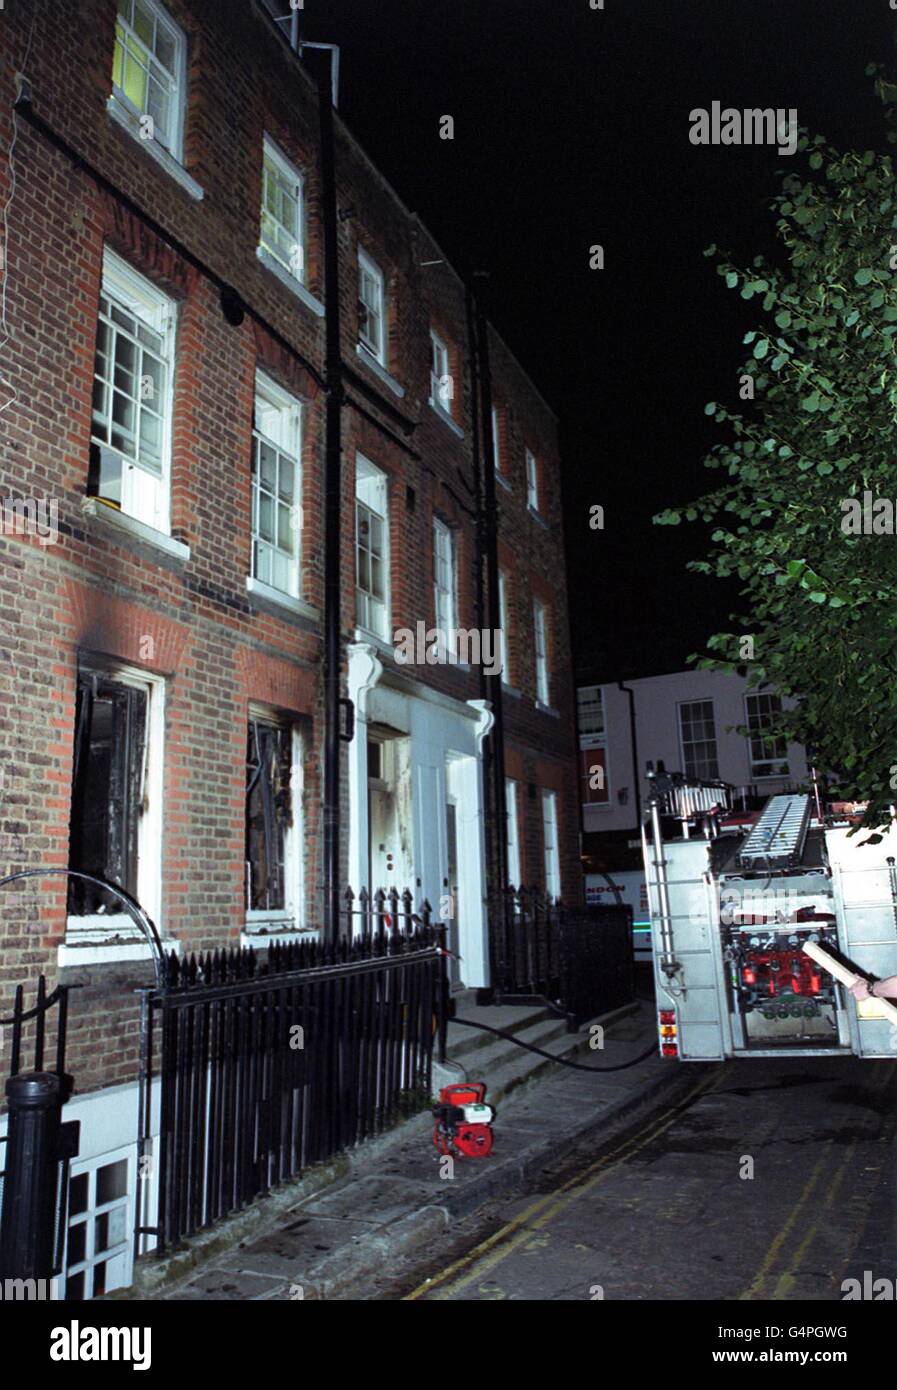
0, 0, 579, 1293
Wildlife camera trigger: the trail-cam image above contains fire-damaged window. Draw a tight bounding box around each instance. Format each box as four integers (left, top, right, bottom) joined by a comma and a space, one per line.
245, 714, 301, 934
68, 668, 157, 920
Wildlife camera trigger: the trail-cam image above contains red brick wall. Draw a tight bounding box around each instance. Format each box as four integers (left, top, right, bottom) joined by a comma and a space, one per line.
0, 0, 580, 1096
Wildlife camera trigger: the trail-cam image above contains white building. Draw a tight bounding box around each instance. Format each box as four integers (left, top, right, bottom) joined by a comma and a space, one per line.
577, 668, 809, 839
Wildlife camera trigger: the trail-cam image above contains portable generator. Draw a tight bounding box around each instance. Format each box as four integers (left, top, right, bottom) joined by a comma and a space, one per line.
432, 1082, 495, 1158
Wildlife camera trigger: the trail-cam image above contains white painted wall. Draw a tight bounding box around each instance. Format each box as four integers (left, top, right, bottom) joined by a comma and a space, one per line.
347, 641, 493, 987
583, 669, 808, 835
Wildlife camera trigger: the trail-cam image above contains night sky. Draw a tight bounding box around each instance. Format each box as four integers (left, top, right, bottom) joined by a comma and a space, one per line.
301, 0, 895, 679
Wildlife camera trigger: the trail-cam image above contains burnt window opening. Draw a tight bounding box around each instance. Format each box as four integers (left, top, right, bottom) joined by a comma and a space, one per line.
68, 671, 148, 916
245, 718, 293, 914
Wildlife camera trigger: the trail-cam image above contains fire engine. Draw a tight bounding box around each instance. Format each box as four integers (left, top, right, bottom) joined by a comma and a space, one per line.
642, 765, 897, 1060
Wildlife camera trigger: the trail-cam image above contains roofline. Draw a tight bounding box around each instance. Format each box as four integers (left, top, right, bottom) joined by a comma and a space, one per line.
252, 1, 557, 423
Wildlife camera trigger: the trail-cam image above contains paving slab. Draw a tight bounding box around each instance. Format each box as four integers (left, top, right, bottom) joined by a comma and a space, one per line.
111, 999, 671, 1302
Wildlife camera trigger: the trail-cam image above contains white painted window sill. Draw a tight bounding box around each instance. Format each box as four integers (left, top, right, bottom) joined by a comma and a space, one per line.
429, 398, 465, 439
246, 575, 320, 621
356, 344, 406, 398
527, 504, 549, 529
502, 682, 522, 698
59, 916, 180, 967
241, 929, 316, 950
354, 625, 393, 656
256, 246, 325, 317
81, 496, 190, 561
535, 700, 560, 718
107, 96, 204, 201
495, 472, 512, 493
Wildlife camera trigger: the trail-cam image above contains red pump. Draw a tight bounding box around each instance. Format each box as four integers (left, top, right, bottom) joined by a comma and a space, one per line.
432, 1082, 495, 1158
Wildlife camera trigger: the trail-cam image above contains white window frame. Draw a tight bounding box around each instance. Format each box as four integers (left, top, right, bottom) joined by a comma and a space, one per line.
506, 778, 521, 889
429, 330, 453, 414
499, 569, 512, 685
744, 691, 789, 779
542, 790, 561, 901
250, 371, 302, 598
677, 699, 720, 781
491, 405, 502, 474
433, 517, 457, 640
111, 0, 187, 160
66, 662, 165, 942
533, 598, 550, 706
358, 247, 386, 365
63, 1144, 137, 1300
244, 708, 303, 938
577, 685, 605, 746
355, 454, 390, 639
91, 247, 176, 535
526, 448, 540, 512
259, 135, 306, 282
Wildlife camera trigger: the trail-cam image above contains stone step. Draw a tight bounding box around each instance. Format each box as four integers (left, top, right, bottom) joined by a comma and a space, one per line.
447, 1002, 562, 1061
483, 1027, 593, 1106
446, 1015, 572, 1081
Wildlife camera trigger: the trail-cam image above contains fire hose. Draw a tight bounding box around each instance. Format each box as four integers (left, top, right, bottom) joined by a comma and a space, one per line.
451, 1017, 658, 1071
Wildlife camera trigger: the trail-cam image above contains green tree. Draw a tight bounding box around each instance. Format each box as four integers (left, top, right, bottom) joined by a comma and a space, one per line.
657, 72, 897, 827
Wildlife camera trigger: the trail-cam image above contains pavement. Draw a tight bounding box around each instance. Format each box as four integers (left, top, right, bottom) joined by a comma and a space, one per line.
112, 997, 672, 1301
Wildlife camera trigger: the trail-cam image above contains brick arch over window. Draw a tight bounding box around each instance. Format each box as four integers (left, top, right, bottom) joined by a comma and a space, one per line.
62, 578, 190, 673
236, 647, 317, 717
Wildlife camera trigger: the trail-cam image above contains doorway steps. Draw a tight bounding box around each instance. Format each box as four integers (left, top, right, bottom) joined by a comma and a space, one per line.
439, 991, 638, 1105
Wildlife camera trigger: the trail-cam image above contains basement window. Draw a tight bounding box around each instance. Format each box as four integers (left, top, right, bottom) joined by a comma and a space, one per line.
63, 1146, 135, 1301
245, 713, 302, 935
67, 665, 164, 938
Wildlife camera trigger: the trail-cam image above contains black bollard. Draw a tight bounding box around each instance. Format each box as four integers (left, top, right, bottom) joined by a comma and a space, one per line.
0, 1072, 61, 1282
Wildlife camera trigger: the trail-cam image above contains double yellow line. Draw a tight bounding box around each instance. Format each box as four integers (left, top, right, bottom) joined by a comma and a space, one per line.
404, 1064, 728, 1301
741, 1061, 896, 1300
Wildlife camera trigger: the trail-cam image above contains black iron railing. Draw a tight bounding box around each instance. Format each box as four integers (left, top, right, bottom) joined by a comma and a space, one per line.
489, 887, 563, 1003
140, 896, 446, 1253
490, 889, 635, 1026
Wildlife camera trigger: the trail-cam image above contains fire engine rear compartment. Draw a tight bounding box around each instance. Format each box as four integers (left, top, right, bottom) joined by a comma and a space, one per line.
715, 825, 844, 1052
644, 783, 897, 1061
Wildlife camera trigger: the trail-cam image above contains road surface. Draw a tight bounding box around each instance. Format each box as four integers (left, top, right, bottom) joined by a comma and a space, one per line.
378, 1056, 897, 1301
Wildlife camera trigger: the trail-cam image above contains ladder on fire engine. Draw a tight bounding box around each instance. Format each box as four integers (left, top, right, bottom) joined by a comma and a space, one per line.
737, 793, 812, 870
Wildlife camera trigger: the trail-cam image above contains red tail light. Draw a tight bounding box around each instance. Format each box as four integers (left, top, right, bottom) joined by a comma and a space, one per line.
659, 1009, 676, 1024
661, 1042, 678, 1057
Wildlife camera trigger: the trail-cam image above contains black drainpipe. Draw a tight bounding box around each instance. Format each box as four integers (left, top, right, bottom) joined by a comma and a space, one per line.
618, 680, 641, 830
316, 57, 343, 944
466, 283, 486, 691
474, 279, 508, 901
